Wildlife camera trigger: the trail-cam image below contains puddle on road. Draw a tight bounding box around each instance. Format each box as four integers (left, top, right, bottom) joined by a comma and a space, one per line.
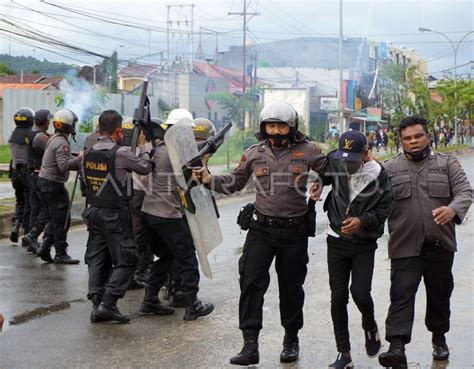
9, 298, 87, 326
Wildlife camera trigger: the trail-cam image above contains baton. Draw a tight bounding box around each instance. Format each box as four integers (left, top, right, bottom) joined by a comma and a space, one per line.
65, 171, 79, 230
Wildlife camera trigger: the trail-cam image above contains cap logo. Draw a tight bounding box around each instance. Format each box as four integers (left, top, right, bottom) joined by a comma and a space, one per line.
343, 139, 354, 150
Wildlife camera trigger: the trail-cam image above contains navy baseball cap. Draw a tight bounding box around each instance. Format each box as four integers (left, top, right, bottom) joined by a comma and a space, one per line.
334, 130, 368, 161
35, 109, 53, 124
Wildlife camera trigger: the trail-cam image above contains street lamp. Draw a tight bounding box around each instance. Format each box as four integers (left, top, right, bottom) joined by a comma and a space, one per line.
418, 27, 474, 144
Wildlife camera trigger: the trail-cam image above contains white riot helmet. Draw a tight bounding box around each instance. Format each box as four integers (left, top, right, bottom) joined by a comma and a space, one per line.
259, 101, 299, 140
53, 109, 77, 135
164, 109, 194, 128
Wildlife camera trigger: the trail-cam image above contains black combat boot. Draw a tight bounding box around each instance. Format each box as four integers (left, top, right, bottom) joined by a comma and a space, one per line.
90, 296, 104, 323
10, 219, 21, 243
169, 290, 188, 308
95, 303, 130, 323
53, 247, 80, 265
379, 336, 407, 368
36, 244, 54, 263
140, 287, 175, 315
127, 278, 145, 290
182, 292, 214, 321
22, 233, 40, 253
280, 331, 299, 363
230, 329, 260, 366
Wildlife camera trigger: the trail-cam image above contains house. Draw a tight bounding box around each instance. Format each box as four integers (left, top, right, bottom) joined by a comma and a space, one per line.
0, 83, 59, 144
0, 74, 63, 87
118, 64, 160, 92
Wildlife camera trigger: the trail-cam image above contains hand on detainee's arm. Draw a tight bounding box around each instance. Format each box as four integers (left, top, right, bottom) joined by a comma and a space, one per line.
309, 180, 323, 201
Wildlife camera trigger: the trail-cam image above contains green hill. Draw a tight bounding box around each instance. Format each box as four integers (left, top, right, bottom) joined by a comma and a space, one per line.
0, 54, 77, 76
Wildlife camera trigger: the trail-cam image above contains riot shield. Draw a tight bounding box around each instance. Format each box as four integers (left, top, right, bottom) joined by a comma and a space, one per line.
164, 119, 223, 279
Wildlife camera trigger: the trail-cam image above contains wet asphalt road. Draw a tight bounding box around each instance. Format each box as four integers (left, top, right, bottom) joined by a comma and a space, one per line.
0, 151, 473, 369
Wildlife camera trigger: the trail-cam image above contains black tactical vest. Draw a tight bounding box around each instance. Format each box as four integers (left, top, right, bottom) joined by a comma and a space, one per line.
9, 127, 30, 145
27, 129, 48, 170
83, 145, 132, 208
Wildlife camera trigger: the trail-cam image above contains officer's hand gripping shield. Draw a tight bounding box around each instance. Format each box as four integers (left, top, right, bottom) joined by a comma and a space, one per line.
164, 118, 223, 279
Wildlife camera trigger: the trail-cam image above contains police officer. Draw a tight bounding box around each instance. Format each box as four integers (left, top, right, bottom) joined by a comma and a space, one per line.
122, 117, 155, 290
140, 109, 214, 320
195, 101, 327, 365
8, 108, 34, 243
314, 130, 393, 369
22, 109, 54, 253
83, 110, 154, 323
36, 109, 83, 264
164, 117, 218, 307
378, 116, 472, 368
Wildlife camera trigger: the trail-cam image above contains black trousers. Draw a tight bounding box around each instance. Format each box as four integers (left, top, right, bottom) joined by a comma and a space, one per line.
84, 206, 139, 306
28, 172, 53, 240
385, 242, 455, 344
238, 221, 309, 333
37, 178, 70, 254
327, 235, 377, 353
142, 213, 200, 294
11, 164, 30, 233
129, 191, 153, 278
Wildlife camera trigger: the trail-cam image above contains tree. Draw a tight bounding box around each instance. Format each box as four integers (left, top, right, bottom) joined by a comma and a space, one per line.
109, 51, 118, 93
0, 63, 15, 76
380, 62, 412, 126
206, 85, 261, 129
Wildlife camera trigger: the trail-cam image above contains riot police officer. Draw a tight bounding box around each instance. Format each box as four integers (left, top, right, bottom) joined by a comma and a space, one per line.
164, 117, 218, 307
22, 109, 54, 253
195, 101, 327, 365
36, 109, 83, 264
140, 109, 214, 320
121, 117, 156, 290
82, 110, 154, 323
8, 108, 34, 243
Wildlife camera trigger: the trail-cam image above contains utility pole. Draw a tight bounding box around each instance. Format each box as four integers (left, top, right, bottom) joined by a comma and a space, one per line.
338, 0, 345, 133
229, 0, 259, 128
229, 0, 259, 94
166, 4, 195, 72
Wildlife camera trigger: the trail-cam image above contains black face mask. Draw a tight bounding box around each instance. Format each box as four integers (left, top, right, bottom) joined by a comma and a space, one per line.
268, 134, 289, 148
343, 160, 363, 175
403, 145, 430, 162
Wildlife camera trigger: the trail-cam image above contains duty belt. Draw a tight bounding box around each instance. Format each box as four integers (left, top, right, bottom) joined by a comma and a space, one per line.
255, 210, 306, 228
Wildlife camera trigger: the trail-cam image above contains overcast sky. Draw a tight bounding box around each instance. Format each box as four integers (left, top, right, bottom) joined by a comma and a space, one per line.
0, 0, 472, 77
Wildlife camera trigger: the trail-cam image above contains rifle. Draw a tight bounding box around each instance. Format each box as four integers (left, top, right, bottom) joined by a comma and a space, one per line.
183, 122, 233, 171
130, 80, 150, 153
179, 122, 232, 215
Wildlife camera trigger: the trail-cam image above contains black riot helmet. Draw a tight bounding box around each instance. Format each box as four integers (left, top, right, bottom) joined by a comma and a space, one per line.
120, 117, 135, 146
14, 107, 35, 128
52, 109, 77, 135
258, 101, 299, 140
148, 118, 165, 141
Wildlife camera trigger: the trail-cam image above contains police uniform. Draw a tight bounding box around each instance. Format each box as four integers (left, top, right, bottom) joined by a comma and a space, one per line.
37, 133, 82, 262
140, 141, 213, 320
380, 150, 471, 363
129, 142, 154, 286
83, 136, 152, 320
211, 136, 326, 336
24, 124, 54, 251
9, 116, 32, 242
